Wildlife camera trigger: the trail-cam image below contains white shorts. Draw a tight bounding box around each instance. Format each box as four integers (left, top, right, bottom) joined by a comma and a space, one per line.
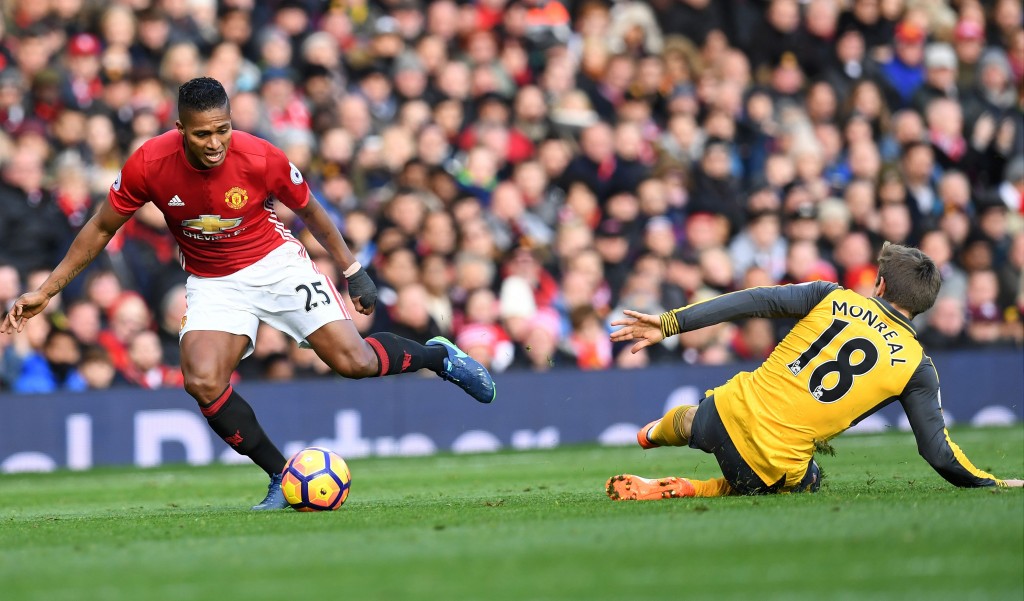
179, 241, 350, 359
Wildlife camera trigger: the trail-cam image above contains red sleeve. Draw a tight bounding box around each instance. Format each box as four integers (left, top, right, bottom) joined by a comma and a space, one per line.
108, 148, 149, 216
265, 145, 310, 210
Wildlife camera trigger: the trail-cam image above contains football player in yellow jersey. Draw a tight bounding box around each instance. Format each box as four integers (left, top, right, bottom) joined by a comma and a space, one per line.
605, 243, 1023, 500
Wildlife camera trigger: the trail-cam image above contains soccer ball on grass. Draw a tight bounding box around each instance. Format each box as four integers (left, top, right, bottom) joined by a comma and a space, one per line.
281, 447, 351, 511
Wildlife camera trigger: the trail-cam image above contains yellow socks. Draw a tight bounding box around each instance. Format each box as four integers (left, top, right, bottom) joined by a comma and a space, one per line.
647, 405, 696, 447
690, 477, 733, 497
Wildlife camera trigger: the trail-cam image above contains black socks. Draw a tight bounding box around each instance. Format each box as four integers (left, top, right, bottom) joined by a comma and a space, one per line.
365, 332, 447, 376
202, 386, 287, 476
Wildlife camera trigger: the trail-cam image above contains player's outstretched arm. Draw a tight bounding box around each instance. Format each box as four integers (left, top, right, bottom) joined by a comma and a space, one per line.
610, 310, 665, 354
294, 195, 377, 315
612, 282, 840, 351
2, 200, 130, 334
660, 281, 839, 337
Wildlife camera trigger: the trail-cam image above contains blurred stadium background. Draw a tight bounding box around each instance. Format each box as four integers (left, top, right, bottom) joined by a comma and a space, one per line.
0, 0, 1021, 470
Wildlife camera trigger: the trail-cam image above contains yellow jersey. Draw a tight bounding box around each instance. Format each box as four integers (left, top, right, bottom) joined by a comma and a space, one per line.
663, 282, 1002, 489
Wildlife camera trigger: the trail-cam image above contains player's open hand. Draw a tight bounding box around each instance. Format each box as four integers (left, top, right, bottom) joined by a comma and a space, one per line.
1002, 479, 1023, 487
610, 309, 665, 354
1, 290, 51, 335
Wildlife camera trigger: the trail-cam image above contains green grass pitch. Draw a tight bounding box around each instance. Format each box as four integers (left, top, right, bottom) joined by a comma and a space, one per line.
1, 426, 1021, 601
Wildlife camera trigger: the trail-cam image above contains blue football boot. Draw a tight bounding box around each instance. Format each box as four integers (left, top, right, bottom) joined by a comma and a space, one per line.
251, 472, 290, 510
426, 336, 496, 404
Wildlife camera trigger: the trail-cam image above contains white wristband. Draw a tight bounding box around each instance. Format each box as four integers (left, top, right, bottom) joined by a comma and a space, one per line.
343, 261, 363, 278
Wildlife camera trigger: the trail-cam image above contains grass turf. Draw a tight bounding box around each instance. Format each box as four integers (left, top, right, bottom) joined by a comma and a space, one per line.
0, 426, 1021, 601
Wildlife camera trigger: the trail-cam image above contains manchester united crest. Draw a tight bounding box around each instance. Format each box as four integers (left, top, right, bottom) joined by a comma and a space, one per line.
224, 186, 248, 210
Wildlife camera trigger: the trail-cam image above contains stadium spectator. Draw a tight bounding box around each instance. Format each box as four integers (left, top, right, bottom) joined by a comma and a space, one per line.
13, 327, 86, 394
0, 149, 70, 276
919, 295, 971, 350
121, 329, 183, 390
0, 0, 1020, 396
77, 345, 123, 390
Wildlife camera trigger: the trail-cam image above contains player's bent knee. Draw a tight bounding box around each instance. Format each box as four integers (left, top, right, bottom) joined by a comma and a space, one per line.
332, 345, 379, 379
183, 373, 230, 405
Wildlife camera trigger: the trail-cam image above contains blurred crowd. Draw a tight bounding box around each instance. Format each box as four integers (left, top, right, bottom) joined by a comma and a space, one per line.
0, 0, 1022, 394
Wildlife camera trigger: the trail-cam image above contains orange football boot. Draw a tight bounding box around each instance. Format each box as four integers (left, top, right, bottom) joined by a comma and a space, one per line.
605, 474, 696, 501
637, 420, 660, 449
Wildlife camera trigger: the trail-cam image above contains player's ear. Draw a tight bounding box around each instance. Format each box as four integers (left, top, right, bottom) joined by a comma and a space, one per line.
874, 276, 886, 297
175, 120, 185, 136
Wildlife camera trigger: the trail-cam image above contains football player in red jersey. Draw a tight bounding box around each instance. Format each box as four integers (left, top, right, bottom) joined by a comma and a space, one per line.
2, 78, 496, 509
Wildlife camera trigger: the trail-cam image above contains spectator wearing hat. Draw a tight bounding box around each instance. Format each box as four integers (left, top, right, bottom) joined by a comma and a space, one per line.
390, 52, 429, 104
972, 48, 1017, 117
782, 200, 820, 243
520, 0, 572, 54
61, 33, 103, 111
881, 20, 928, 108
912, 43, 960, 114
952, 19, 986, 89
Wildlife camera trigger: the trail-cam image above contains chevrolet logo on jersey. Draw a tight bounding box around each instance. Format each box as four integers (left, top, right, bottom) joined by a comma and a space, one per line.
181, 215, 243, 234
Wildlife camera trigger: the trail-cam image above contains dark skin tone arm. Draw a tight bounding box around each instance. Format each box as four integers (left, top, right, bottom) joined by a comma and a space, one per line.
2, 200, 130, 334
292, 194, 373, 316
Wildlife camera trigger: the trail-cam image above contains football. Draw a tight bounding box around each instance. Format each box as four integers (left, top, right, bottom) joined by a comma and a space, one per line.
281, 447, 352, 511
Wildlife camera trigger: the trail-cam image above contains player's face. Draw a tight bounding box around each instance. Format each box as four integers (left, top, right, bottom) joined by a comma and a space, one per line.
177, 105, 232, 169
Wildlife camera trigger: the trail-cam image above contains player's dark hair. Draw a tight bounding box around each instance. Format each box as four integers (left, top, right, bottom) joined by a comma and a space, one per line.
876, 242, 941, 317
178, 77, 229, 117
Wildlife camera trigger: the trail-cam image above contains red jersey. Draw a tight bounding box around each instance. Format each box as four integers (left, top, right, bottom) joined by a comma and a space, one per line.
108, 130, 310, 277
